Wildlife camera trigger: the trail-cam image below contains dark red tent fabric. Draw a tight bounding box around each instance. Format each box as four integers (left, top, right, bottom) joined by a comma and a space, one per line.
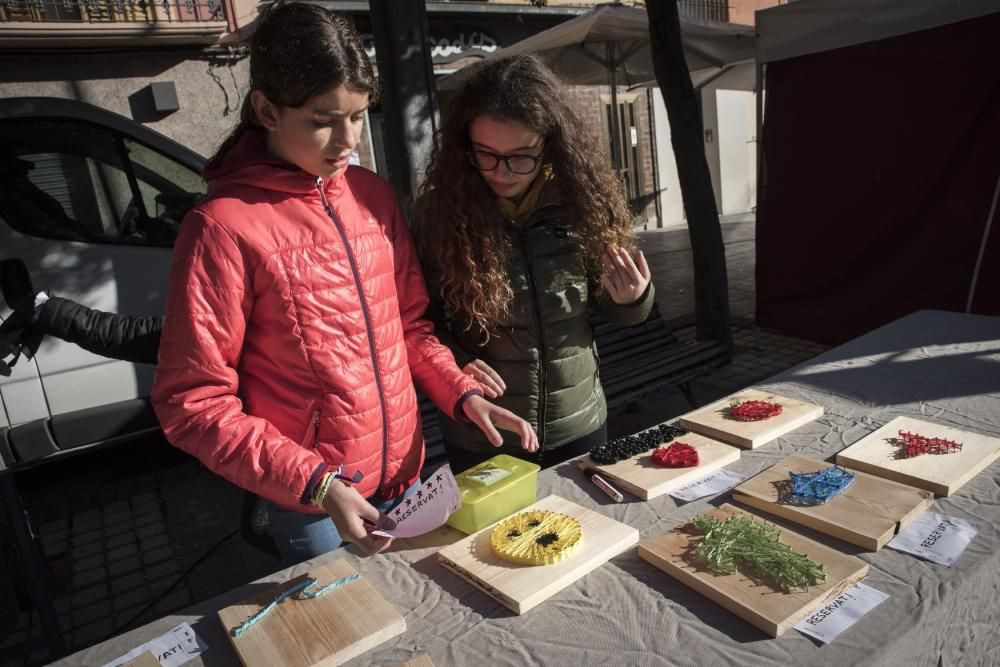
757, 13, 1000, 345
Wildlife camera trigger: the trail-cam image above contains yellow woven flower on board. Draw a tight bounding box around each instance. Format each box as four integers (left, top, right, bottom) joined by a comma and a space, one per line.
490, 511, 583, 565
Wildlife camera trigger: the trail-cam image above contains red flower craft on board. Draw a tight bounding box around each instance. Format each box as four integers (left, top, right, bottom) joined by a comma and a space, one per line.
652, 442, 699, 468
729, 400, 783, 421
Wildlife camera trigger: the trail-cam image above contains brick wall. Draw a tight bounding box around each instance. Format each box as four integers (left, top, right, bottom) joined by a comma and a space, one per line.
562, 84, 659, 227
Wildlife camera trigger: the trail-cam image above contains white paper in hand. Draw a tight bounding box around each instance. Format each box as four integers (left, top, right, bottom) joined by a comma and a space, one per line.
370, 465, 461, 538
102, 623, 207, 667
795, 583, 889, 644
888, 511, 980, 567
668, 468, 747, 502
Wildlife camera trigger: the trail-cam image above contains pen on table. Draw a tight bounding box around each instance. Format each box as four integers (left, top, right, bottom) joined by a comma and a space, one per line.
580, 465, 624, 502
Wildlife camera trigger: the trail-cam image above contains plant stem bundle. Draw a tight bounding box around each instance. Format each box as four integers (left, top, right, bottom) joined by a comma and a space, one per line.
692, 514, 826, 592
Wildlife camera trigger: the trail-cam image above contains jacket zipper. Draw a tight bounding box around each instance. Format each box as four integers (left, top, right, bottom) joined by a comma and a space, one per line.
519, 226, 547, 451
311, 409, 320, 448
316, 178, 390, 491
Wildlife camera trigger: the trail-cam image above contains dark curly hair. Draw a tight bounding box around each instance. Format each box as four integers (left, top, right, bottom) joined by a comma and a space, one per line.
210, 1, 378, 164
411, 53, 635, 335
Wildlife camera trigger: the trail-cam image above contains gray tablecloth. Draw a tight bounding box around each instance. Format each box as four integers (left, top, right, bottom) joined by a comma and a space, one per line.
56, 310, 1000, 667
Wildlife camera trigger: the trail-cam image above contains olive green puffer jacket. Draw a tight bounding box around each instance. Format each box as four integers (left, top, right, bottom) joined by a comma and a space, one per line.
426, 199, 654, 456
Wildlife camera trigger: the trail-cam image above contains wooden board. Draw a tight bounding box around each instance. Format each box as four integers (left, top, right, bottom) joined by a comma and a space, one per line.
638, 503, 868, 637
835, 416, 1000, 496
578, 431, 741, 500
679, 389, 823, 449
732, 453, 934, 550
218, 559, 406, 667
438, 494, 638, 614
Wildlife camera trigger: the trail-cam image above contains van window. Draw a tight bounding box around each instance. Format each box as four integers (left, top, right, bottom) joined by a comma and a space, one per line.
0, 118, 206, 246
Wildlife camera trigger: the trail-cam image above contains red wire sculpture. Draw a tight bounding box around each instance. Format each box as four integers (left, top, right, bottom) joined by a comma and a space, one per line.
652, 442, 699, 468
897, 430, 963, 458
729, 400, 783, 422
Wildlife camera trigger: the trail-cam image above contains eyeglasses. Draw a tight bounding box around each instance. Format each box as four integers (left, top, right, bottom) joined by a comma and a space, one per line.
467, 146, 545, 175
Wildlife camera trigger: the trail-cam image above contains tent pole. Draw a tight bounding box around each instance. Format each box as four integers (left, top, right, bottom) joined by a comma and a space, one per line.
965, 172, 1000, 313
755, 61, 764, 219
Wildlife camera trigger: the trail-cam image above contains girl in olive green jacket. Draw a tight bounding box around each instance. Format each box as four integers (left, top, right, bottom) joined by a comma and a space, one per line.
412, 54, 654, 471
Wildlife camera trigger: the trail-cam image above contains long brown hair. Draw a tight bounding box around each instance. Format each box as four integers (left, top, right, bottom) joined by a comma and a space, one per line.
412, 53, 635, 335
210, 1, 378, 166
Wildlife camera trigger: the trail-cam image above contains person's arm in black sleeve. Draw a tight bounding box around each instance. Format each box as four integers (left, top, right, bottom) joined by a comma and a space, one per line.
34, 296, 162, 364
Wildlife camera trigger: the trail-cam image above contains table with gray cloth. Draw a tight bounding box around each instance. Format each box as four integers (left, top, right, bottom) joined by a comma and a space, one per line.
56, 310, 1000, 667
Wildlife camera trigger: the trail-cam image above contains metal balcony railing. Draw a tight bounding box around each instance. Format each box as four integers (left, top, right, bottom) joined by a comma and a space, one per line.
677, 0, 730, 23
0, 0, 224, 23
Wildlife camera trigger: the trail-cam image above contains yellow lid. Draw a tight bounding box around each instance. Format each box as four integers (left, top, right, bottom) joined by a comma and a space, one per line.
454, 454, 540, 505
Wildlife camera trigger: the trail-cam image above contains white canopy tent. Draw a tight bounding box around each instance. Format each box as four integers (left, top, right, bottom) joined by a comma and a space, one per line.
436, 4, 756, 92
756, 0, 1000, 64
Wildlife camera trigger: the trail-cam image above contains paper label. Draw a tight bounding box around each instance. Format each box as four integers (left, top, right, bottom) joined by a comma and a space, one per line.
795, 583, 889, 644
370, 465, 461, 538
102, 623, 207, 667
465, 464, 511, 487
668, 468, 747, 502
888, 511, 980, 567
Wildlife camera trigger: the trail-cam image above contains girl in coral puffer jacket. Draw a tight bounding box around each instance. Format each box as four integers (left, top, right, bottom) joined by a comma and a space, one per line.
151, 2, 537, 564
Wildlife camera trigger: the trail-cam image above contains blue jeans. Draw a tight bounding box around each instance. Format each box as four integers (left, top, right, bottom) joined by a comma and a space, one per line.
266, 481, 419, 566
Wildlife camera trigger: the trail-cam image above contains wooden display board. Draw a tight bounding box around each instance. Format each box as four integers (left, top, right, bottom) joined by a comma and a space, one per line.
679, 389, 823, 449
638, 503, 868, 637
578, 432, 741, 500
835, 416, 1000, 496
438, 494, 638, 615
732, 454, 933, 550
218, 559, 405, 667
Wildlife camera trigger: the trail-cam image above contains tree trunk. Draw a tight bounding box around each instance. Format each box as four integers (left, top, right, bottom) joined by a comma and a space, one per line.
369, 0, 436, 209
646, 1, 733, 349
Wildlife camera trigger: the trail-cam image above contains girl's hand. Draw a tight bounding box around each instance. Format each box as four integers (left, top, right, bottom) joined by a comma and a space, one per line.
462, 359, 506, 398
461, 394, 539, 453
600, 245, 651, 305
320, 480, 394, 556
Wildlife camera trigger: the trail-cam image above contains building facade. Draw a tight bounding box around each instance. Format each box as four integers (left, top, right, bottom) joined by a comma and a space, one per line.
0, 0, 779, 226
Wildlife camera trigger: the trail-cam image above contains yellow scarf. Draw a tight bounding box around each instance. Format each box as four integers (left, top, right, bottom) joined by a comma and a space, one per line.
497, 164, 553, 226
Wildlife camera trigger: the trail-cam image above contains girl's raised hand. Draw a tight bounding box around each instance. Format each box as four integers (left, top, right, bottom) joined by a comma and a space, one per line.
320, 479, 395, 556
461, 394, 539, 453
600, 245, 651, 305
462, 359, 506, 398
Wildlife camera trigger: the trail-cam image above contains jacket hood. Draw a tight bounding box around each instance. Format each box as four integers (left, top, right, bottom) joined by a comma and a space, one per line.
203, 127, 342, 195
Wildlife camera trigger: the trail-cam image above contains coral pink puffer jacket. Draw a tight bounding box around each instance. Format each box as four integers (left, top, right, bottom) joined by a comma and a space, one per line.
152, 129, 480, 511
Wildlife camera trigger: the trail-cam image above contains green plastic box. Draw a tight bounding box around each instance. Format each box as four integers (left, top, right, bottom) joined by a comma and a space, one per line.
447, 454, 541, 534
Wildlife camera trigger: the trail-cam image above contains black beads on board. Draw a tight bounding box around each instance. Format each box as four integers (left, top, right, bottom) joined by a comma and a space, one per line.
588, 422, 689, 465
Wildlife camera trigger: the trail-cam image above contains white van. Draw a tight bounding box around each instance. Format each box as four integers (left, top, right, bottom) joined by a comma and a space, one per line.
0, 97, 206, 465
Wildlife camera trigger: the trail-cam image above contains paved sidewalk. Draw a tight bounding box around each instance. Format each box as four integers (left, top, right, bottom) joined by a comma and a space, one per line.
0, 214, 830, 665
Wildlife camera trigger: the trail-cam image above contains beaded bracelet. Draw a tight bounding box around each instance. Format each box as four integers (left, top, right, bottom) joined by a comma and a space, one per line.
312, 472, 335, 508
312, 465, 364, 508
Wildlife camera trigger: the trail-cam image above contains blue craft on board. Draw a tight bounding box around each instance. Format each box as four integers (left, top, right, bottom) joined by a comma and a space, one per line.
230, 574, 361, 637
789, 466, 854, 504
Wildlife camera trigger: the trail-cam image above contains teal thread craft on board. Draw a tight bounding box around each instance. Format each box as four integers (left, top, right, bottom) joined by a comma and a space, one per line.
789, 465, 854, 504
230, 574, 361, 637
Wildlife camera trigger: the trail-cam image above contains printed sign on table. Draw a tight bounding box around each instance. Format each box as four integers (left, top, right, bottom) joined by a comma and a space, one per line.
371, 465, 461, 538
888, 511, 980, 567
795, 583, 889, 644
669, 468, 747, 502
103, 623, 207, 667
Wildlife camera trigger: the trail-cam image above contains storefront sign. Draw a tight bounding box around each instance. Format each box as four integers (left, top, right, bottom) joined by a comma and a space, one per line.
362, 31, 500, 63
